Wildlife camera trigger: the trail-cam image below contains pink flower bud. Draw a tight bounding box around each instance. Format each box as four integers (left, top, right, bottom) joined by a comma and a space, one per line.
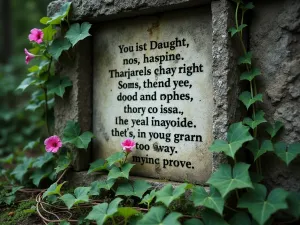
24, 48, 35, 64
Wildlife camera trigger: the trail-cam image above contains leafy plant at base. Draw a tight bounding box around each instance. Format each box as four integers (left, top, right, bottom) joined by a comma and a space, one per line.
60, 187, 91, 209
116, 180, 151, 199
43, 182, 66, 199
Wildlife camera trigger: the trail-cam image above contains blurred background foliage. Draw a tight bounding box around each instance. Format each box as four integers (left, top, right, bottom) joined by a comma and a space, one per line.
0, 0, 52, 157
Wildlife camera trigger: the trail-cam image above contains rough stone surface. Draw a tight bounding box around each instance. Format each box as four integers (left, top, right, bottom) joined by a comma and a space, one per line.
211, 0, 241, 170
54, 37, 93, 171
48, 0, 210, 22
250, 0, 300, 191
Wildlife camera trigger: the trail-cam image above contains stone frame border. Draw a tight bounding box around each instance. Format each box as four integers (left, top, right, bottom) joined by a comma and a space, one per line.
49, 0, 240, 173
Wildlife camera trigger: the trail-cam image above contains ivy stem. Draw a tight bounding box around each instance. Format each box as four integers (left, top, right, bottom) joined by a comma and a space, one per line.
111, 217, 117, 225
225, 205, 238, 212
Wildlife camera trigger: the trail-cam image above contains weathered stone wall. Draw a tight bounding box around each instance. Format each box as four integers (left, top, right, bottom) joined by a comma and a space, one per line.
250, 0, 300, 191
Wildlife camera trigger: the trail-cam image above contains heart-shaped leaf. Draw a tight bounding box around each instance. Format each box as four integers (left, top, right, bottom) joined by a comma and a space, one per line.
238, 52, 252, 65
190, 186, 224, 215
85, 198, 122, 225
240, 67, 261, 81
209, 122, 253, 159
47, 2, 72, 25
42, 25, 57, 42
266, 121, 283, 139
88, 159, 108, 174
48, 38, 71, 60
32, 153, 54, 168
66, 22, 92, 46
62, 121, 94, 149
201, 209, 229, 225
207, 163, 253, 198
43, 182, 66, 199
107, 163, 135, 180
47, 76, 72, 98
274, 142, 300, 165
136, 206, 182, 225
184, 218, 204, 225
155, 183, 191, 207
140, 190, 156, 208
60, 187, 91, 209
247, 139, 273, 161
89, 179, 115, 196
116, 180, 151, 199
238, 184, 288, 225
10, 157, 33, 182
239, 92, 263, 110
286, 192, 300, 219
243, 110, 267, 130
228, 24, 247, 37
30, 164, 53, 186
117, 207, 140, 223
229, 212, 252, 225
106, 152, 126, 166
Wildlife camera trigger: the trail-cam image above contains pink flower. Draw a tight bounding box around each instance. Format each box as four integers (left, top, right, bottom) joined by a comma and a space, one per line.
28, 28, 44, 44
121, 138, 136, 153
24, 48, 35, 64
44, 135, 62, 153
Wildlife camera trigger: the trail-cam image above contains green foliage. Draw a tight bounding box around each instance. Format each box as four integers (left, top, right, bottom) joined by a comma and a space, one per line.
107, 163, 135, 180
207, 163, 253, 198
11, 157, 33, 182
47, 76, 72, 98
265, 121, 283, 138
106, 151, 126, 166
286, 192, 300, 219
243, 110, 267, 130
239, 92, 263, 110
86, 198, 123, 225
155, 183, 191, 207
66, 22, 92, 46
116, 180, 151, 199
48, 38, 72, 60
42, 2, 71, 25
88, 159, 108, 174
136, 206, 182, 225
30, 163, 54, 186
140, 189, 156, 208
89, 179, 115, 196
240, 68, 261, 81
62, 121, 94, 149
43, 182, 66, 199
238, 184, 289, 225
201, 209, 229, 225
190, 186, 224, 215
229, 212, 252, 225
274, 142, 300, 165
238, 52, 252, 65
209, 122, 253, 159
60, 186, 91, 209
246, 139, 273, 161
229, 24, 247, 37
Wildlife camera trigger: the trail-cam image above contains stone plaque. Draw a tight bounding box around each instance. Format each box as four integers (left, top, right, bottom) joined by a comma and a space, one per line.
93, 7, 213, 183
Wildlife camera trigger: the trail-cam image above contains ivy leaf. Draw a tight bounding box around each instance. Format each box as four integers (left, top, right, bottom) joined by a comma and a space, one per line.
107, 163, 135, 180
243, 110, 267, 130
66, 22, 92, 46
140, 190, 156, 207
106, 152, 126, 166
228, 24, 247, 37
207, 163, 253, 198
238, 52, 252, 65
4, 186, 23, 205
247, 139, 273, 161
202, 209, 229, 225
43, 182, 66, 199
23, 139, 40, 151
209, 122, 253, 159
229, 212, 252, 225
17, 77, 35, 92
136, 206, 182, 225
155, 183, 191, 207
241, 2, 255, 10
47, 76, 72, 98
274, 142, 300, 166
86, 198, 123, 225
47, 2, 72, 25
88, 159, 107, 174
60, 187, 91, 209
32, 153, 54, 168
238, 184, 288, 225
62, 121, 94, 149
40, 17, 51, 24
266, 121, 284, 138
117, 207, 140, 222
190, 186, 224, 215
30, 164, 53, 186
286, 192, 300, 219
11, 157, 33, 182
42, 25, 57, 42
240, 68, 261, 81
116, 180, 151, 199
184, 219, 204, 225
48, 38, 71, 60
60, 221, 70, 225
89, 179, 115, 196
55, 154, 71, 174
239, 92, 263, 110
